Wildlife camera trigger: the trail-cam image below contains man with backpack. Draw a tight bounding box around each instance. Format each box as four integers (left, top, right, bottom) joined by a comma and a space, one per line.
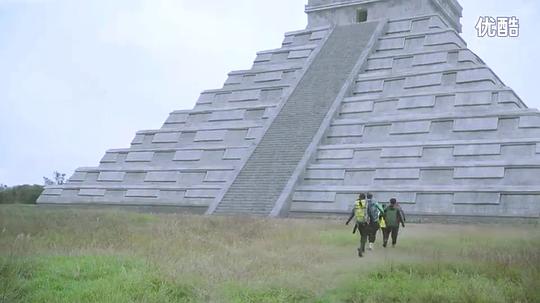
383, 198, 405, 248
366, 193, 385, 250
345, 193, 369, 257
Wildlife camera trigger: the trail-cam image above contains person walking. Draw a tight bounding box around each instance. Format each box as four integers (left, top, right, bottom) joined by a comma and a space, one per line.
346, 193, 369, 257
366, 193, 384, 250
382, 198, 405, 248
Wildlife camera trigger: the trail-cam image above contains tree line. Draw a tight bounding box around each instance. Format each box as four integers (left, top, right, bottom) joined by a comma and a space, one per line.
0, 171, 66, 204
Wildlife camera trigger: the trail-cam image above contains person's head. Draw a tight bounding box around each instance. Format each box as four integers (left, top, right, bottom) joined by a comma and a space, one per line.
367, 193, 373, 199
390, 198, 397, 207
358, 193, 366, 200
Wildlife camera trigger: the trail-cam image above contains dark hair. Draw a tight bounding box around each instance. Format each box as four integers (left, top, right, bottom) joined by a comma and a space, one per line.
390, 198, 397, 204
367, 193, 373, 199
359, 193, 366, 199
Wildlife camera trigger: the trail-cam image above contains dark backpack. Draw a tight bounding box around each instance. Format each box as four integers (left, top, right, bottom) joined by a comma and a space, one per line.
367, 200, 380, 223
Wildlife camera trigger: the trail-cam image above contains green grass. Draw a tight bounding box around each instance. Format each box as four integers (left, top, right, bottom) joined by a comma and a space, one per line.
0, 205, 539, 303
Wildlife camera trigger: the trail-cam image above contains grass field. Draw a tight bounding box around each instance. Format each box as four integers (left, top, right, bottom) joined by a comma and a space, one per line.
1, 205, 539, 303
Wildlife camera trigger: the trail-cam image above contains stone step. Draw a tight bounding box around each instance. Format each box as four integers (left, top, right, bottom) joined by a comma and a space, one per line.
214, 23, 381, 216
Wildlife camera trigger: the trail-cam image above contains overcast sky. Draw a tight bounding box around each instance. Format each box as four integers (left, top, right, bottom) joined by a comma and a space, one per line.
1, 0, 538, 186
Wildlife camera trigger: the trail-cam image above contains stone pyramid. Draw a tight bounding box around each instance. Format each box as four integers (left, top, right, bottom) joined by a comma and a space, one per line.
39, 0, 540, 219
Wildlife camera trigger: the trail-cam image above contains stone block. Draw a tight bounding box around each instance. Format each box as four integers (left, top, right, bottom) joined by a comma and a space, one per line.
209, 109, 245, 122
425, 32, 463, 47
415, 193, 453, 211
366, 58, 393, 71
412, 52, 447, 66
405, 37, 425, 51
152, 132, 179, 143
79, 189, 106, 196
404, 73, 442, 88
69, 171, 87, 182
101, 153, 118, 163
356, 80, 384, 93
328, 124, 364, 137
498, 91, 519, 104
453, 117, 499, 132
378, 37, 405, 50
310, 30, 327, 40
397, 95, 435, 109
246, 128, 263, 140
344, 170, 374, 185
380, 146, 423, 158
131, 134, 145, 145
282, 35, 295, 45
456, 69, 496, 84
254, 71, 283, 82
229, 90, 261, 102
125, 189, 159, 198
185, 189, 219, 198
458, 50, 477, 63
387, 20, 411, 33
263, 107, 277, 119
375, 192, 416, 204
197, 93, 214, 104
293, 191, 336, 202
429, 16, 446, 29
454, 144, 501, 156
126, 152, 154, 162
174, 150, 203, 161
317, 149, 354, 160
454, 167, 505, 179
420, 169, 454, 184
342, 101, 374, 113
194, 130, 227, 142
223, 148, 246, 160
42, 188, 63, 196
224, 74, 243, 85
390, 121, 431, 134
254, 53, 272, 63
392, 57, 413, 70
166, 112, 189, 124
374, 168, 420, 180
205, 170, 233, 182
454, 92, 492, 106
453, 192, 500, 205
305, 169, 345, 180
144, 171, 177, 182
519, 116, 540, 128
288, 50, 312, 59
98, 172, 125, 182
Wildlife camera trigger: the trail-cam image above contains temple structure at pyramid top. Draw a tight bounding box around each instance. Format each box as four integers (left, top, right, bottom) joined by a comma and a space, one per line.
39, 0, 540, 220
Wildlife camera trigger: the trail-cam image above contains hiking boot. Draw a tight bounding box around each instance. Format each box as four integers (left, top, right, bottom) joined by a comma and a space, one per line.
357, 248, 363, 257
383, 242, 387, 248
368, 243, 373, 250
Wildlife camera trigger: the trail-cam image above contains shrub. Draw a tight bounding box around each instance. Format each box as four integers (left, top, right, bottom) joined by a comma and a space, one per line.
0, 185, 44, 204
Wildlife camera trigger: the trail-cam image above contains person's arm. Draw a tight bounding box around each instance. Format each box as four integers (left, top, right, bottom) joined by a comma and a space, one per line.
399, 207, 406, 223
376, 202, 385, 214
346, 209, 355, 225
398, 210, 405, 228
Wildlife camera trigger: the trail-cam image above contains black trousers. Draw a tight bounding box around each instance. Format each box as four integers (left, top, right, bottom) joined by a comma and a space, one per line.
357, 222, 369, 252
368, 222, 380, 243
382, 226, 400, 246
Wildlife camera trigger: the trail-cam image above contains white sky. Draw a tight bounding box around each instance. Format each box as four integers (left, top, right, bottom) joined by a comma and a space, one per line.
0, 0, 539, 186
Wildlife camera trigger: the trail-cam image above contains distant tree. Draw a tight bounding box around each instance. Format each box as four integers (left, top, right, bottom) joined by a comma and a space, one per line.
43, 171, 67, 186
0, 184, 7, 191
0, 184, 44, 204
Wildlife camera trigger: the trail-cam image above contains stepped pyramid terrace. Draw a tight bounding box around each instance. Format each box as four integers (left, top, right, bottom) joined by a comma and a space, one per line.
38, 0, 540, 219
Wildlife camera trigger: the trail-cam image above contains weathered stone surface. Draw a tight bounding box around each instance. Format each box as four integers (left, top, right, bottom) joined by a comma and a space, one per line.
40, 0, 540, 219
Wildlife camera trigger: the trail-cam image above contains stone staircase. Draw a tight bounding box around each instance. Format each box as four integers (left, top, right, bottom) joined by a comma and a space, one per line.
213, 22, 381, 215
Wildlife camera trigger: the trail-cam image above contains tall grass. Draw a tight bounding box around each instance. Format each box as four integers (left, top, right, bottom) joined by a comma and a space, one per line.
0, 205, 539, 302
